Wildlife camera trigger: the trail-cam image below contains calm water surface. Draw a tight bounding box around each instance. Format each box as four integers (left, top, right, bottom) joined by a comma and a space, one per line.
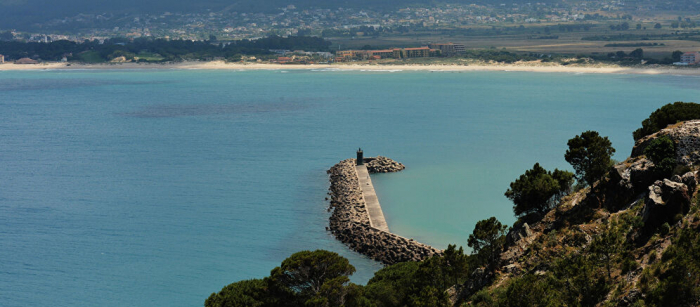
1, 69, 699, 307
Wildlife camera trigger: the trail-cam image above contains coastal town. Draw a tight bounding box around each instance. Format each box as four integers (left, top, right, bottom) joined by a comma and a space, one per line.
0, 3, 658, 42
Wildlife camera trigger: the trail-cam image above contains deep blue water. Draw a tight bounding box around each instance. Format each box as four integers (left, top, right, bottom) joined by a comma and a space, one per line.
1, 69, 699, 307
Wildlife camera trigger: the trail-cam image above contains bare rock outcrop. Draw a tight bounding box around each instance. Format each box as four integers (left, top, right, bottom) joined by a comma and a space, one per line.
327, 159, 440, 265
632, 120, 700, 166
642, 176, 694, 232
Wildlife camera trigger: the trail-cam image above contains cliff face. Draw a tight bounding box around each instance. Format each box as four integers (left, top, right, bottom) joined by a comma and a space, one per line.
327, 158, 440, 265
462, 121, 700, 306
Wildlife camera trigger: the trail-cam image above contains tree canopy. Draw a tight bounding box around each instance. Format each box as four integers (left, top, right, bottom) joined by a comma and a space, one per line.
644, 135, 676, 176
467, 217, 508, 267
564, 131, 615, 187
269, 250, 355, 306
633, 101, 700, 141
0, 35, 331, 62
505, 163, 574, 217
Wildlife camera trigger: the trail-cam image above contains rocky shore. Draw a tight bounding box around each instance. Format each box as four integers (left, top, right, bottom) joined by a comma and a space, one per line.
326, 158, 440, 265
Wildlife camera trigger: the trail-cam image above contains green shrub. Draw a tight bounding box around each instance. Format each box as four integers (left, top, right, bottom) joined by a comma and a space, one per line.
634, 102, 700, 140
644, 135, 676, 177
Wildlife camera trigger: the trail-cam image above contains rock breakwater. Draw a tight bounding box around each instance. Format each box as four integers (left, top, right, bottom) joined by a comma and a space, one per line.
365, 156, 406, 173
327, 158, 440, 265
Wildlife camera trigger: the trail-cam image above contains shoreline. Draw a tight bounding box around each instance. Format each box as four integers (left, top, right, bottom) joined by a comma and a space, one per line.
2, 61, 700, 75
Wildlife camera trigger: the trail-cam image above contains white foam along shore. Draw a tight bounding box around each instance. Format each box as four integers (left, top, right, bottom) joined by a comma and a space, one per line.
2, 60, 700, 75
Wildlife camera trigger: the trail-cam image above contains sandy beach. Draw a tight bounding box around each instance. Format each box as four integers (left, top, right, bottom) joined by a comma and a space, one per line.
1, 60, 700, 75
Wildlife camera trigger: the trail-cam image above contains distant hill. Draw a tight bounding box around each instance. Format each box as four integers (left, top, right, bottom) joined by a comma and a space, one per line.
0, 0, 559, 30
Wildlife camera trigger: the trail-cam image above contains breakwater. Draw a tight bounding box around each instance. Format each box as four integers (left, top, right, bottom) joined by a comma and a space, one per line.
327, 157, 441, 265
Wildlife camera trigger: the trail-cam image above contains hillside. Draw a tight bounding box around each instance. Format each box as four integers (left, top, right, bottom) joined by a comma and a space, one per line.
460, 119, 700, 306
0, 0, 601, 29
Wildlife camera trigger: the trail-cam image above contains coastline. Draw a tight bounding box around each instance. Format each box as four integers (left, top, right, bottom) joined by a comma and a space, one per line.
2, 60, 700, 75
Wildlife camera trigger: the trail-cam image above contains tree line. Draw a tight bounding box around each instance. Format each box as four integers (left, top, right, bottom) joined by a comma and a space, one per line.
0, 35, 331, 63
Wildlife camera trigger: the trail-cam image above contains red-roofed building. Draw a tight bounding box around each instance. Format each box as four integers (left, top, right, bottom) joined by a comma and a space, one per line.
277, 56, 292, 64
367, 49, 395, 59
404, 47, 431, 58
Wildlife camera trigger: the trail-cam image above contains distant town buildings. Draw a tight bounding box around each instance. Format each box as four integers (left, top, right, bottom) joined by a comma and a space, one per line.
0, 54, 4, 64
14, 57, 38, 64
3, 1, 618, 43
428, 43, 466, 56
336, 46, 441, 62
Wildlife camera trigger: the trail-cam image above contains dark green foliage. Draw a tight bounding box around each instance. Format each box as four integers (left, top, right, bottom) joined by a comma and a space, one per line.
364, 261, 421, 307
588, 219, 626, 279
468, 217, 508, 267
644, 229, 700, 306
207, 248, 474, 307
205, 279, 269, 307
644, 135, 676, 177
672, 50, 683, 62
505, 163, 574, 217
269, 250, 355, 306
553, 254, 610, 307
629, 48, 644, 59
460, 49, 539, 64
206, 249, 359, 307
364, 245, 472, 307
408, 286, 450, 307
0, 35, 331, 62
644, 136, 675, 164
565, 131, 616, 187
633, 102, 700, 141
499, 274, 563, 306
472, 252, 611, 307
414, 245, 473, 290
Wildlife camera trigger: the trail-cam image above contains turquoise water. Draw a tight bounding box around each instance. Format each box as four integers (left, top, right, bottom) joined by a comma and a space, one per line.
1, 69, 699, 307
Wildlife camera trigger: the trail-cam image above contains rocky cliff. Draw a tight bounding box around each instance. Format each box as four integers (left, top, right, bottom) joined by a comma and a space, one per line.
459, 120, 700, 306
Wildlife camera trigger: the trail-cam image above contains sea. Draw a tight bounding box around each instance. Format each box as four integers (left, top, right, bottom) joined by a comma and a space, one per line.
1, 69, 699, 307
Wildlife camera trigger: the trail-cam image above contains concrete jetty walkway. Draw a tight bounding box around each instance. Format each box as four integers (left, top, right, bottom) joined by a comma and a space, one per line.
356, 164, 390, 232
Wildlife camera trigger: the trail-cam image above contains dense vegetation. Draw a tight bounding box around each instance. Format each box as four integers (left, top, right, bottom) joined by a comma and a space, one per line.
0, 35, 331, 63
206, 246, 475, 307
633, 101, 700, 140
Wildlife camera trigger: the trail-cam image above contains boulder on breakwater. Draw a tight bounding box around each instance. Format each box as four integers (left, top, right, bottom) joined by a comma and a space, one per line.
365, 156, 406, 173
326, 158, 440, 265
